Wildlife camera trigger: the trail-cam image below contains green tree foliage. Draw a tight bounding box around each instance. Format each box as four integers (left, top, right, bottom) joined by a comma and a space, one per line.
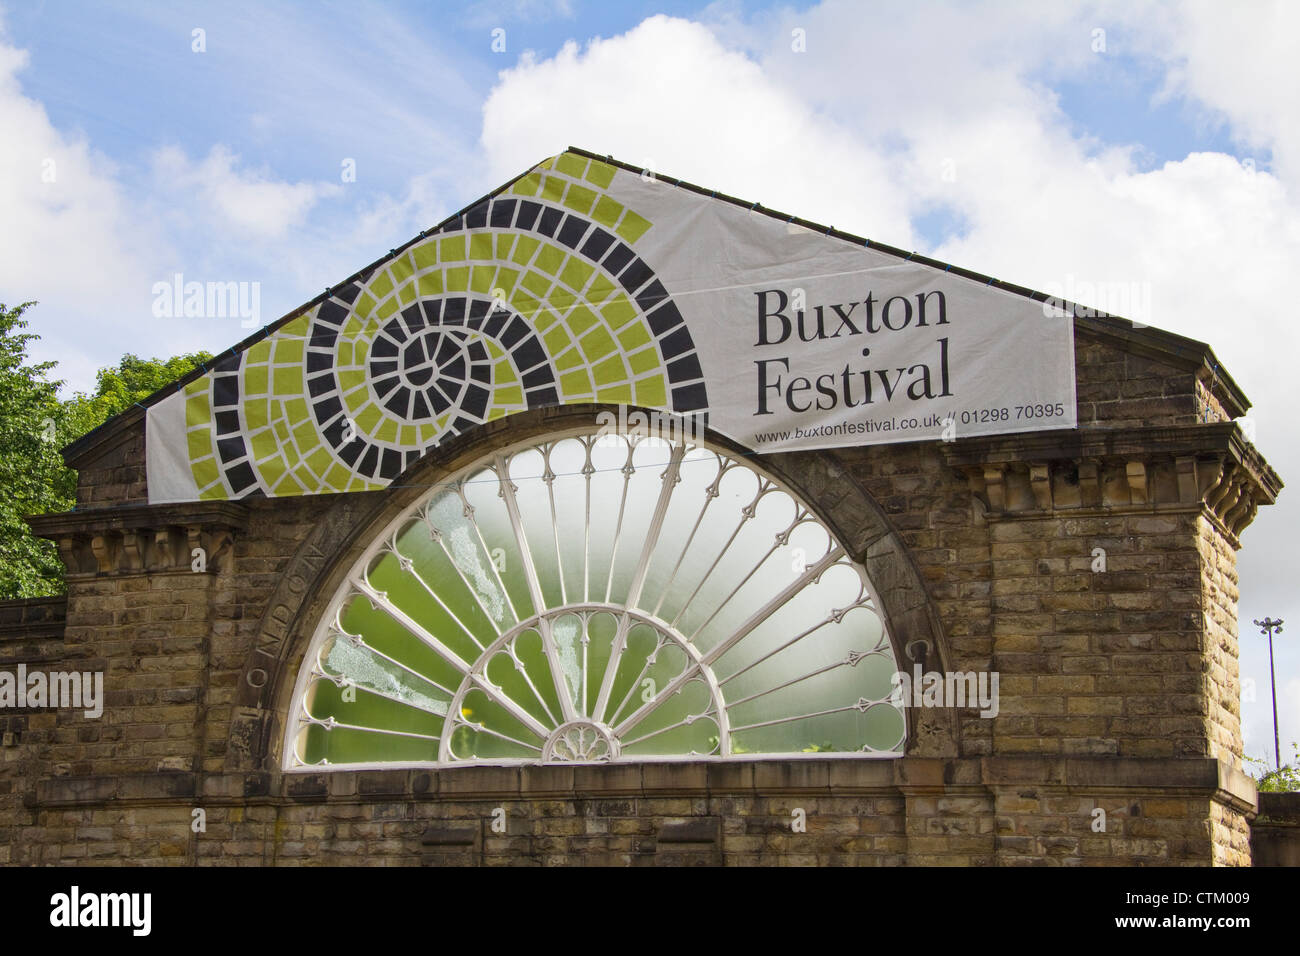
61, 351, 212, 438
1247, 743, 1300, 792
0, 301, 211, 598
0, 302, 71, 598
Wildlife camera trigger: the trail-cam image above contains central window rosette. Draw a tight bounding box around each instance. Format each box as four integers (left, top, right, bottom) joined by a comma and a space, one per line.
443, 605, 720, 763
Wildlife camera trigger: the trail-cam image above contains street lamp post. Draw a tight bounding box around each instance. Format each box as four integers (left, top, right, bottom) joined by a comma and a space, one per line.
1253, 617, 1285, 770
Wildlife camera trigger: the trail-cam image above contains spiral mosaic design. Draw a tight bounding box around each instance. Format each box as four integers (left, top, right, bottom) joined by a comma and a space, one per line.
180, 152, 710, 500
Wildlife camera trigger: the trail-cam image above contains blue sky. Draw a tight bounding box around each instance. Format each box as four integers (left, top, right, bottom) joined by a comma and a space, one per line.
2, 0, 1298, 767
3, 0, 1273, 376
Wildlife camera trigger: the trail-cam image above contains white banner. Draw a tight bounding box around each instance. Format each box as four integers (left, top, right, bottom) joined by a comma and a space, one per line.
147, 150, 1075, 503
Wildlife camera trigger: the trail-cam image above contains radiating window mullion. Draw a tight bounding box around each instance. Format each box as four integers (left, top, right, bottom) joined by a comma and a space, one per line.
353, 576, 474, 675
729, 698, 878, 734
582, 439, 594, 603
326, 631, 459, 700
612, 546, 842, 738
700, 547, 845, 670
723, 654, 861, 708
391, 534, 496, 649
606, 631, 669, 726
542, 447, 568, 606
716, 612, 845, 688
624, 442, 686, 611
495, 452, 544, 615
309, 672, 447, 721
592, 612, 633, 724
503, 639, 565, 727
465, 671, 552, 739
374, 542, 491, 654
301, 714, 441, 744
682, 512, 796, 644
496, 456, 577, 722
457, 480, 527, 624
580, 614, 590, 717
446, 714, 544, 754
538, 614, 580, 723
649, 458, 725, 619
601, 443, 637, 603
620, 708, 717, 749
667, 478, 769, 631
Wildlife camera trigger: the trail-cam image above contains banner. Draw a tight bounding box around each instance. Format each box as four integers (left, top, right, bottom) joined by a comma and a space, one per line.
146, 150, 1075, 503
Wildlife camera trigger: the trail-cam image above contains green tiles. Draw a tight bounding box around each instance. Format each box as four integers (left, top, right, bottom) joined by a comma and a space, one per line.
185, 150, 703, 502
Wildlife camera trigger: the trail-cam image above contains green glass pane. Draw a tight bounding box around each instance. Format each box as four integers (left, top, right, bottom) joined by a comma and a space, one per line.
298, 724, 439, 765
583, 612, 619, 716
608, 637, 690, 728
450, 685, 544, 759
485, 645, 555, 728
621, 679, 718, 755
319, 633, 451, 715
338, 594, 463, 694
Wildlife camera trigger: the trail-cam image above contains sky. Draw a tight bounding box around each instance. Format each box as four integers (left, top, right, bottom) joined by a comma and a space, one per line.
1, 0, 1297, 766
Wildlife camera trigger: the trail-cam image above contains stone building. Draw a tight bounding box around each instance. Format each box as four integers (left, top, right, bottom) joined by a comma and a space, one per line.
0, 149, 1284, 866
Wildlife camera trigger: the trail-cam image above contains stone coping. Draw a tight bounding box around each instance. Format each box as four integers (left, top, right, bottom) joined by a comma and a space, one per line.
1255, 792, 1300, 826
28, 757, 1257, 814
0, 596, 67, 641
27, 500, 250, 538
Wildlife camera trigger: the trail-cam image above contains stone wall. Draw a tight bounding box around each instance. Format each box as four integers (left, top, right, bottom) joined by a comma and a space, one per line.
1251, 793, 1300, 866
0, 597, 68, 866
3, 320, 1281, 866
10, 759, 1257, 866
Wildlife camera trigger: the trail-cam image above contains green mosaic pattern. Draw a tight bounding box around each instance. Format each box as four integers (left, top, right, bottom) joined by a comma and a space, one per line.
182, 152, 709, 501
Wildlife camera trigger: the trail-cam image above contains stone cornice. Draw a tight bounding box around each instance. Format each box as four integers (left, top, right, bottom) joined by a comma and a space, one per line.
25, 757, 1256, 814
27, 502, 249, 576
940, 423, 1281, 545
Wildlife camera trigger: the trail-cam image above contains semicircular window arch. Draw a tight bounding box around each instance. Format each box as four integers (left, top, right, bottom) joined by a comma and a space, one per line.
285, 426, 906, 769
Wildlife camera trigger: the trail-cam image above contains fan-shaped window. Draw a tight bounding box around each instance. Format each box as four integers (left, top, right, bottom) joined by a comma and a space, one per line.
284, 426, 906, 769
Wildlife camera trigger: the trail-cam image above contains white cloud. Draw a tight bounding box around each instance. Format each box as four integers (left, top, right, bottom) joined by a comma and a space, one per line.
1113, 0, 1300, 190
151, 144, 340, 241
0, 29, 160, 393
481, 15, 915, 245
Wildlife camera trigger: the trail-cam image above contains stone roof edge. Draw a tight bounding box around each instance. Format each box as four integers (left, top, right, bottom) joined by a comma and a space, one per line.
939, 420, 1282, 502
27, 500, 251, 540
61, 146, 1253, 468
1072, 314, 1249, 418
